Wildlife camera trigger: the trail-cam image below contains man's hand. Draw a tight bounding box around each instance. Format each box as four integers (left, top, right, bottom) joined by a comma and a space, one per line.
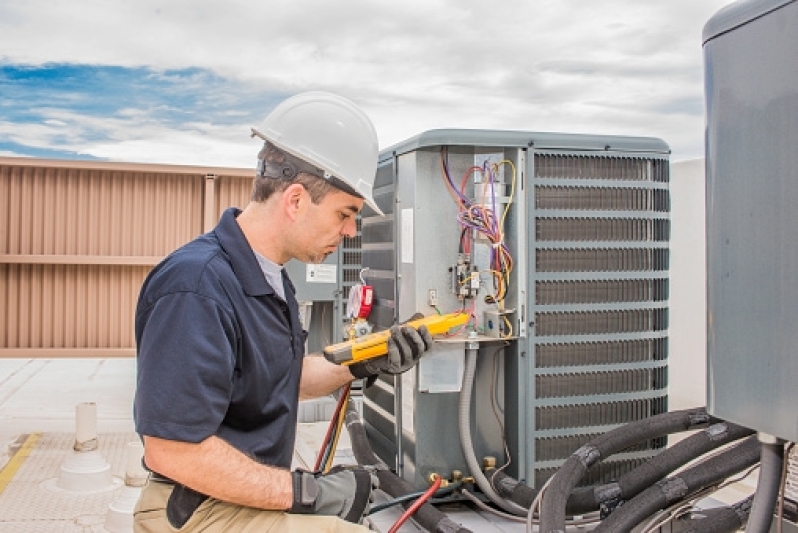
349, 324, 434, 379
289, 466, 377, 523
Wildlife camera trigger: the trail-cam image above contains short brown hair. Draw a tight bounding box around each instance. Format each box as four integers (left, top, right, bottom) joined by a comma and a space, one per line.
251, 172, 337, 203
251, 142, 337, 203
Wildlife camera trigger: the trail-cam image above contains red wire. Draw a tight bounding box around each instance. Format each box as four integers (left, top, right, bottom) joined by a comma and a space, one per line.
388, 474, 442, 533
313, 383, 351, 471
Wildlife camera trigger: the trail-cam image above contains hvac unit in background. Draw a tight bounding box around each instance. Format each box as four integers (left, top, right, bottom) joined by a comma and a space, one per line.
359, 129, 671, 490
285, 220, 363, 353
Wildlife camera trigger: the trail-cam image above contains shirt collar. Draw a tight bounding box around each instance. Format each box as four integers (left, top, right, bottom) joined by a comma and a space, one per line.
214, 207, 274, 297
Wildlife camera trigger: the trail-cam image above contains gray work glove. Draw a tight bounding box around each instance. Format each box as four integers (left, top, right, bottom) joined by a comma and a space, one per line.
349, 323, 434, 380
290, 465, 378, 523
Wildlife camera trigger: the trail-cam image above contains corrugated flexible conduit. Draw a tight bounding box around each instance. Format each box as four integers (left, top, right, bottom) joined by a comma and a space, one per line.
459, 344, 528, 516
538, 406, 717, 533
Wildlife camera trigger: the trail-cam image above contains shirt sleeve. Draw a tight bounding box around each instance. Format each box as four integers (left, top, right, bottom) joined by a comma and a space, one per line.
134, 291, 238, 443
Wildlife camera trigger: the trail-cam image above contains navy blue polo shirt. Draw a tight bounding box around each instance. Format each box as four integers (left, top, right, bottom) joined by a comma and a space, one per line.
134, 207, 306, 469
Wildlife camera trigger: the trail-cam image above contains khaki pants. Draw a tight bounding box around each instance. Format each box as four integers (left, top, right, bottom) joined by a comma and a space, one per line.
134, 480, 371, 532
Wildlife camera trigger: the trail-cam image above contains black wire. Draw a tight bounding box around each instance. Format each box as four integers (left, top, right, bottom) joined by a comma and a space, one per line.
367, 481, 463, 515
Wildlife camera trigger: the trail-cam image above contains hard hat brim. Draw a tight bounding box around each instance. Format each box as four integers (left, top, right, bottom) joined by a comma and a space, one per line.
252, 127, 384, 216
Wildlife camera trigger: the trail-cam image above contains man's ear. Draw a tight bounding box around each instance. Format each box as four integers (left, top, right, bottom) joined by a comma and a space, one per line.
283, 183, 305, 220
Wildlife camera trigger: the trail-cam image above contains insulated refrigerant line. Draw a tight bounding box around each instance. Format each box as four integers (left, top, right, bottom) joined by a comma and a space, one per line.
538, 407, 717, 532
676, 494, 753, 533
490, 419, 753, 515
566, 421, 755, 515
591, 435, 761, 532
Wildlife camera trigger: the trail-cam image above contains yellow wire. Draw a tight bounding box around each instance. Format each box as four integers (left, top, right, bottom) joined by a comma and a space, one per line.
495, 160, 517, 233
501, 315, 513, 338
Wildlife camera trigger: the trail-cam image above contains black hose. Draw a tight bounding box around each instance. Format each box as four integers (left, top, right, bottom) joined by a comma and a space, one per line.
567, 421, 754, 515
679, 495, 754, 533
344, 399, 473, 533
592, 435, 761, 532
489, 469, 538, 509
490, 421, 753, 516
368, 482, 463, 515
539, 407, 716, 533
746, 439, 785, 533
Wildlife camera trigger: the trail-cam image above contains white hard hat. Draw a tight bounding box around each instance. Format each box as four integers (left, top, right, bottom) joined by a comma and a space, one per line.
251, 91, 384, 216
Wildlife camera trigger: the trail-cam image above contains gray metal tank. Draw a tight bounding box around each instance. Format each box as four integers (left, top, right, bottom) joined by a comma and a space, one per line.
704, 0, 798, 441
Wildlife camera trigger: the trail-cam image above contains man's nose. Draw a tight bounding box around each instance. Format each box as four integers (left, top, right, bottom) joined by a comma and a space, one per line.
342, 217, 357, 238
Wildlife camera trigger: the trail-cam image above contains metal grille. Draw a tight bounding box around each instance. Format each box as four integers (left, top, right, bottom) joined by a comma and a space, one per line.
536, 279, 668, 305
535, 309, 668, 336
535, 186, 670, 211
536, 218, 669, 242
535, 368, 668, 398
536, 435, 666, 462
535, 338, 667, 368
536, 248, 669, 272
341, 218, 363, 306
529, 151, 669, 488
535, 155, 669, 182
535, 397, 669, 430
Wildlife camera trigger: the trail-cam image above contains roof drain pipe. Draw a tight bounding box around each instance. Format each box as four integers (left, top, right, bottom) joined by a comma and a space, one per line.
538, 406, 717, 533
344, 398, 473, 533
745, 433, 785, 533
459, 342, 527, 516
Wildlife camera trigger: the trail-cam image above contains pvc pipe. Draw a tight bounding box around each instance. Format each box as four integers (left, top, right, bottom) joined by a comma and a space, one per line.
74, 402, 99, 452
125, 441, 148, 487
745, 434, 785, 533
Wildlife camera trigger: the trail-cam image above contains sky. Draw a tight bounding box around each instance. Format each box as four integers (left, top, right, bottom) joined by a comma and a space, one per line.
0, 0, 732, 168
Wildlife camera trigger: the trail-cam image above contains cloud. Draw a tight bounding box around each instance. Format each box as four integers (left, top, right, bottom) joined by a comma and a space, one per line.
0, 0, 731, 164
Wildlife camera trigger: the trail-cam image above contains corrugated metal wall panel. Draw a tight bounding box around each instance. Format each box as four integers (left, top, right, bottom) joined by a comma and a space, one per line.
215, 174, 254, 220
0, 158, 254, 358
1, 264, 148, 352
2, 165, 205, 256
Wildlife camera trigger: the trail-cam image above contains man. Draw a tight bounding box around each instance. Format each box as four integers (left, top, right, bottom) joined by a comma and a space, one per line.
133, 92, 434, 532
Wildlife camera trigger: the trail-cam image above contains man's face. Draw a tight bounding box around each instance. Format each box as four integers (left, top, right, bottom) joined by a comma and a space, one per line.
292, 187, 363, 264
